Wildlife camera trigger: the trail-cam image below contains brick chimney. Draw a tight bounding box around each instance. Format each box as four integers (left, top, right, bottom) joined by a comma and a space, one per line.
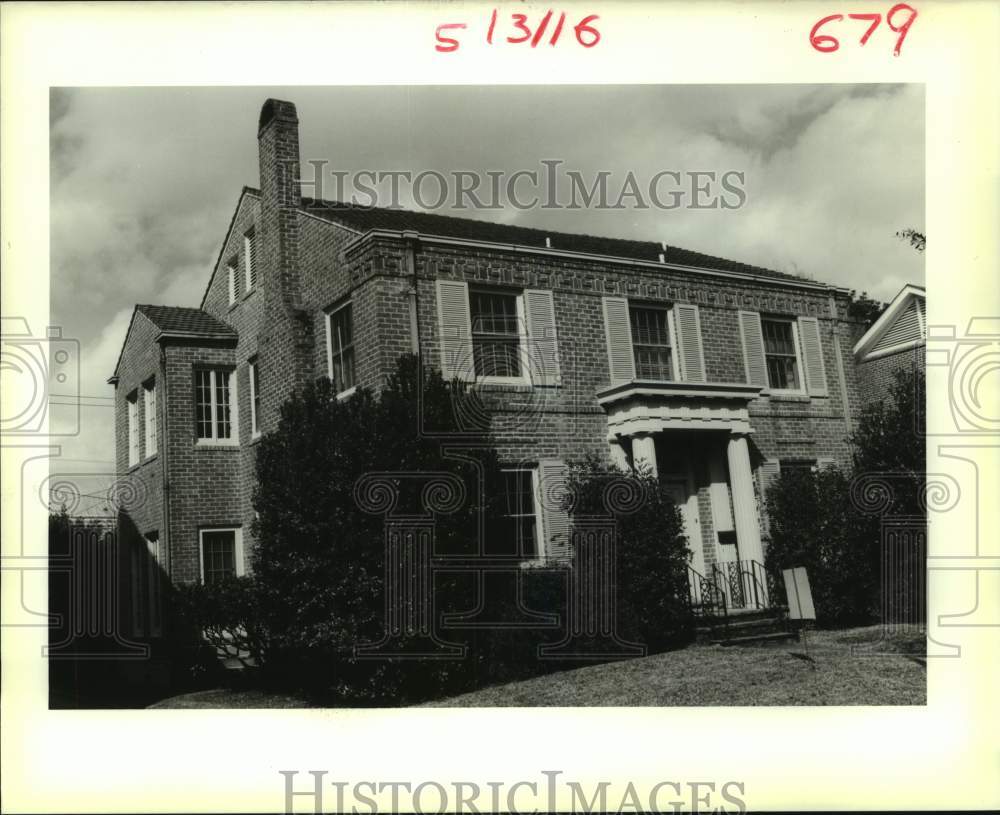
256, 99, 312, 425
258, 98, 303, 309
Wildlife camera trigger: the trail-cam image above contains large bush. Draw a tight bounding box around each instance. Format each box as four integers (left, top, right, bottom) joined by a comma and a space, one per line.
764, 466, 880, 626
250, 355, 505, 703
564, 457, 693, 651
764, 365, 925, 626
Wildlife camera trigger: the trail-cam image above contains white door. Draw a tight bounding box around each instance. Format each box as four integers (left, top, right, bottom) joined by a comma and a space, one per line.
663, 478, 703, 576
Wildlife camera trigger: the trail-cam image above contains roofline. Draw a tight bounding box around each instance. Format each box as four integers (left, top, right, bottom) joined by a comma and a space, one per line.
155, 331, 238, 343
199, 187, 261, 310
110, 308, 238, 383
853, 283, 926, 357
109, 306, 141, 383
341, 228, 850, 295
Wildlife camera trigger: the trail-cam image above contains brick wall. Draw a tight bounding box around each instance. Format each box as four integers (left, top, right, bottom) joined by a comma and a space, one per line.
113, 310, 164, 560
856, 345, 925, 408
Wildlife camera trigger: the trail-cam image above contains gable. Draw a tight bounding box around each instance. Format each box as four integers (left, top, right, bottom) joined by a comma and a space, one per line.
873, 297, 924, 353
199, 187, 262, 312
854, 284, 926, 362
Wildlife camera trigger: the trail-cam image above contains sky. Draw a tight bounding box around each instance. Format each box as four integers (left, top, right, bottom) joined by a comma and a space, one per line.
48, 84, 924, 492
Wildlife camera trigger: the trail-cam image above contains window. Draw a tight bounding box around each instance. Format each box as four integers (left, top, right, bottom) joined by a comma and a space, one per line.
248, 358, 260, 437
470, 290, 524, 379
501, 468, 542, 559
131, 531, 162, 637
195, 369, 236, 443
629, 305, 675, 380
326, 302, 356, 394
778, 458, 817, 480
244, 228, 257, 291
227, 257, 239, 305
199, 528, 245, 585
762, 318, 801, 391
127, 391, 140, 466
143, 379, 157, 457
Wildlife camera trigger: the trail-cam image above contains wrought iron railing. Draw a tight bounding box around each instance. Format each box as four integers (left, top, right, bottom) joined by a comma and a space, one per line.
712, 559, 772, 610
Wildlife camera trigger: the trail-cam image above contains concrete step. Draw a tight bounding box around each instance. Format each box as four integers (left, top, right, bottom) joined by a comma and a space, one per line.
712, 631, 797, 647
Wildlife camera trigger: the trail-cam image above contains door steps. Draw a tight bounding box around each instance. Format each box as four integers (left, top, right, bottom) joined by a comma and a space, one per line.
695, 606, 793, 646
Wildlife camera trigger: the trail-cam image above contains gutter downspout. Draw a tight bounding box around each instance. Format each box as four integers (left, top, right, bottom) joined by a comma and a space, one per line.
403, 231, 421, 357
159, 344, 172, 586
829, 295, 853, 437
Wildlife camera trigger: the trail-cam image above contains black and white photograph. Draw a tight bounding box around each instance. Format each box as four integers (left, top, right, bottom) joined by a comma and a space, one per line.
3, 3, 998, 814
45, 84, 927, 710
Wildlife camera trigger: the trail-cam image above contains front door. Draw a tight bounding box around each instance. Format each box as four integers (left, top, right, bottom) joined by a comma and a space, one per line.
663, 478, 703, 576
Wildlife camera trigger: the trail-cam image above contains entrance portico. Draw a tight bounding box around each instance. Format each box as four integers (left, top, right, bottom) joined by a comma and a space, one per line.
597, 380, 768, 604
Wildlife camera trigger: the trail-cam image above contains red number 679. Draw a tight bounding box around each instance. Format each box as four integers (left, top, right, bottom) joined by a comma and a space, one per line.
810, 3, 917, 56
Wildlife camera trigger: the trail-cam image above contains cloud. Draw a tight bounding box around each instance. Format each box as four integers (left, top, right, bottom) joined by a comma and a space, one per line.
50, 85, 924, 466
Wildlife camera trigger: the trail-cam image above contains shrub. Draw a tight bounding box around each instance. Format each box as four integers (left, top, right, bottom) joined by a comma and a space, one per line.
250, 355, 505, 703
564, 457, 693, 651
764, 466, 880, 626
764, 365, 926, 626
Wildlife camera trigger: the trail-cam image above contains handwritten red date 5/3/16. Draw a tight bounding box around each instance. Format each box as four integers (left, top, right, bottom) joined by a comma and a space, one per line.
435, 11, 600, 53
810, 3, 917, 56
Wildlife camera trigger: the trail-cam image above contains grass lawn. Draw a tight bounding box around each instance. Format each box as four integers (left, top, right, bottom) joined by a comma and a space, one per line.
421, 625, 926, 707
148, 625, 925, 708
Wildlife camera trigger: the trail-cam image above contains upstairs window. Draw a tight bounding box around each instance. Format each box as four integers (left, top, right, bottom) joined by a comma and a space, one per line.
249, 358, 260, 437
127, 390, 140, 467
244, 227, 257, 291
326, 302, 356, 395
195, 368, 235, 443
501, 468, 542, 559
761, 318, 801, 391
143, 378, 157, 457
629, 305, 675, 381
199, 528, 244, 585
226, 257, 239, 305
470, 290, 523, 379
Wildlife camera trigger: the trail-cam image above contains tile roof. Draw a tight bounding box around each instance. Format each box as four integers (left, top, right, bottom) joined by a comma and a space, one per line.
300, 196, 809, 284
137, 305, 236, 337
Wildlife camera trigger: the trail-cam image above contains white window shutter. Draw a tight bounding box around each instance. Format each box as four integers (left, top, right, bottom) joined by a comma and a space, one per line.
435, 280, 474, 382
797, 316, 829, 396
538, 459, 571, 562
738, 310, 768, 388
673, 303, 706, 382
602, 296, 636, 383
227, 265, 237, 305
757, 459, 781, 537
523, 289, 561, 386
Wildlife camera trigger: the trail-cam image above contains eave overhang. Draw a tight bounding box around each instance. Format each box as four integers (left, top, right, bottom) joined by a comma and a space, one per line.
596, 379, 763, 438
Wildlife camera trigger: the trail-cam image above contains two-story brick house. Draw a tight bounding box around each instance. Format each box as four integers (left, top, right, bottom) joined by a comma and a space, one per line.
111, 99, 863, 635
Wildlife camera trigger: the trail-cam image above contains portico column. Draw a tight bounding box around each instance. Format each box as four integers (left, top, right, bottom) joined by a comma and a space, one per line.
726, 433, 765, 565
631, 434, 658, 479
609, 439, 629, 471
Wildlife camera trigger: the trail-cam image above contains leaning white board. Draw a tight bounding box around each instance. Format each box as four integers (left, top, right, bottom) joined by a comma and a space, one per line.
783, 567, 816, 621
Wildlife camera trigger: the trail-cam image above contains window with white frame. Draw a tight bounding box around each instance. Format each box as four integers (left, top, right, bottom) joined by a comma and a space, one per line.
629, 305, 675, 381
501, 468, 542, 559
244, 227, 257, 291
761, 317, 801, 391
227, 257, 239, 305
199, 527, 245, 585
248, 358, 260, 437
127, 390, 140, 467
143, 378, 157, 457
326, 301, 356, 394
470, 289, 525, 379
195, 368, 236, 443
130, 530, 162, 637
